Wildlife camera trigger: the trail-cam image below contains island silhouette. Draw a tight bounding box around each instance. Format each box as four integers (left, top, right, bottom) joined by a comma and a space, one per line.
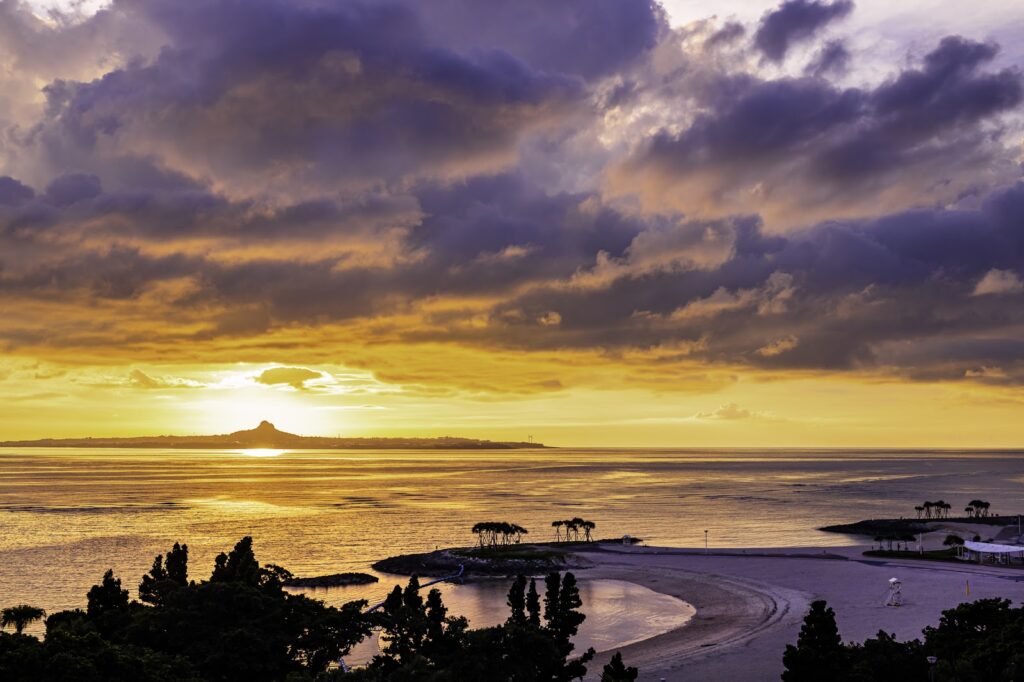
0, 420, 545, 450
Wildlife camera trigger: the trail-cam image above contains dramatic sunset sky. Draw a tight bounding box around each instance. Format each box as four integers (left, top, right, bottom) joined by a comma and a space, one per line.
1, 0, 1023, 445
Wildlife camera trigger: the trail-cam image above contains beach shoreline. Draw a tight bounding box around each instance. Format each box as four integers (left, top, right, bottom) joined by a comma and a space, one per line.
567, 541, 1024, 681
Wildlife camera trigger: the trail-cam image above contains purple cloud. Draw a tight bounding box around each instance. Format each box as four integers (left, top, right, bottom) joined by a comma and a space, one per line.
755, 0, 854, 62
0, 177, 34, 206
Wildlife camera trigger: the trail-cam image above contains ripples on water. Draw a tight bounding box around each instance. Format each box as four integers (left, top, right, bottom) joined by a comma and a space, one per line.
1, 447, 1023, 615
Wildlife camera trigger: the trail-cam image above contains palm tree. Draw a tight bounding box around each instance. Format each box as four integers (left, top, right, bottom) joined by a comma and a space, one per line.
552, 520, 563, 542
1, 605, 45, 635
574, 518, 584, 542
563, 519, 578, 542
914, 506, 924, 519
472, 522, 487, 548
922, 501, 933, 519
582, 520, 596, 543
514, 524, 528, 544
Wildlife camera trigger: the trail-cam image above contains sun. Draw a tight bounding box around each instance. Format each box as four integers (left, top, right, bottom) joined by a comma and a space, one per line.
184, 385, 339, 436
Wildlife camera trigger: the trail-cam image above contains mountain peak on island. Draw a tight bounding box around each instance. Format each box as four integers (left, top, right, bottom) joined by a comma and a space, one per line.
228, 420, 300, 447
249, 420, 281, 434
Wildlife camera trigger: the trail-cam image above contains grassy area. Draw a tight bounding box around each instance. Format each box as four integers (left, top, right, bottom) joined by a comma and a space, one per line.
454, 545, 566, 562
863, 548, 962, 563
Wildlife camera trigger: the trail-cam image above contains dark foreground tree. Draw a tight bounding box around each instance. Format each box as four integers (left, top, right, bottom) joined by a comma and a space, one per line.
346, 570, 596, 681
1, 540, 614, 682
0, 537, 372, 682
138, 542, 189, 606
782, 600, 845, 681
782, 598, 1024, 682
601, 652, 639, 681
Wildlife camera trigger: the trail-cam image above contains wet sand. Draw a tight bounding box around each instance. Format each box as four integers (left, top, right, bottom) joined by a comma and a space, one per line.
579, 542, 1024, 681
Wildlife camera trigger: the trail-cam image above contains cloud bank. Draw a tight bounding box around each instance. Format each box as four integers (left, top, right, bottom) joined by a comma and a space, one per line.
1, 0, 1023, 393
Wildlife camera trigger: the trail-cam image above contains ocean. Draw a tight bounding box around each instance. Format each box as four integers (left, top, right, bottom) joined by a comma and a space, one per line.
2, 447, 1023, 617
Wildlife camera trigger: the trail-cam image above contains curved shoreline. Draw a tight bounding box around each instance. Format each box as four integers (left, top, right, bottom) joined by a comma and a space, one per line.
573, 543, 1024, 681
578, 551, 807, 680
362, 540, 1024, 680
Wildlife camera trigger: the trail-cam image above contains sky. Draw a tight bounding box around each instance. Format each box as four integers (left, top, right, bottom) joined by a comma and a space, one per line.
1, 0, 1024, 446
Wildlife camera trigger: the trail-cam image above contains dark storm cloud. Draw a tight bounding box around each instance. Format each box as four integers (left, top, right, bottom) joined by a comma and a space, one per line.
0, 170, 651, 335
43, 173, 102, 207
2, 0, 1024, 391
25, 0, 666, 196
624, 36, 1022, 215
805, 40, 850, 77
428, 181, 1024, 382
0, 177, 34, 206
816, 37, 1022, 180
411, 0, 666, 79
754, 0, 854, 62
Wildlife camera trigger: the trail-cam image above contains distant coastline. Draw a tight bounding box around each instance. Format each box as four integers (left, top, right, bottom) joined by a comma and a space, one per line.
0, 420, 548, 450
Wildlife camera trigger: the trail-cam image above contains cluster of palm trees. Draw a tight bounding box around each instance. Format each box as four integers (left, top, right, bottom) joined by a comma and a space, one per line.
914, 499, 993, 519
965, 499, 992, 517
471, 521, 528, 548
914, 500, 952, 519
551, 518, 596, 543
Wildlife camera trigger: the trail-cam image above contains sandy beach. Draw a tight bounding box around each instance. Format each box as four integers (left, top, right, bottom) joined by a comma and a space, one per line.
578, 538, 1024, 681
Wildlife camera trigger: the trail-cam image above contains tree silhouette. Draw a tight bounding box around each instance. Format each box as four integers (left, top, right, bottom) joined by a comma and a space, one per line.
210, 536, 261, 585
552, 517, 597, 543
1, 605, 45, 635
526, 578, 542, 627
582, 520, 596, 542
87, 569, 129, 618
601, 652, 639, 681
139, 542, 190, 605
552, 520, 563, 542
507, 575, 527, 625
782, 600, 845, 681
471, 521, 529, 548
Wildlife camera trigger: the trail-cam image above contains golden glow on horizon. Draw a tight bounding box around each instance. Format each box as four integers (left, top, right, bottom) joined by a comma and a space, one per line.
2, 356, 1024, 447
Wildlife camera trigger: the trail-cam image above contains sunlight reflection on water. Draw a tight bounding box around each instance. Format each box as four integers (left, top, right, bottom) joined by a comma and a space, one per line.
1, 447, 1023, 615
239, 449, 286, 457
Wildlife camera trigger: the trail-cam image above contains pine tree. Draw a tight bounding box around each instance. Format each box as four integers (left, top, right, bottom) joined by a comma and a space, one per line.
86, 569, 129, 618
139, 542, 190, 605
526, 578, 541, 626
782, 600, 845, 682
210, 536, 260, 585
507, 574, 527, 625
165, 542, 188, 584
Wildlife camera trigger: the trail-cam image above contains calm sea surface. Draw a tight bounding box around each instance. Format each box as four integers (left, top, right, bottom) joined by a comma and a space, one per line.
2, 447, 1023, 618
